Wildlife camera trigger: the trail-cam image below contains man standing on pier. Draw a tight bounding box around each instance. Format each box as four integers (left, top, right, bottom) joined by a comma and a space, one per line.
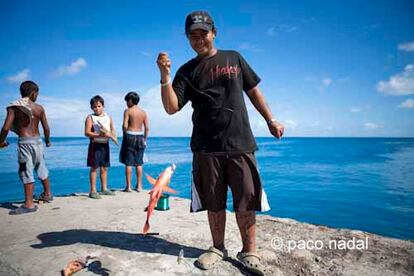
156, 11, 284, 275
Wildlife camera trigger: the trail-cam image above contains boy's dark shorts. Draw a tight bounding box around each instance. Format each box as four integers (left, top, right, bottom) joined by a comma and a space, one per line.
190, 152, 270, 213
87, 142, 110, 167
119, 133, 145, 166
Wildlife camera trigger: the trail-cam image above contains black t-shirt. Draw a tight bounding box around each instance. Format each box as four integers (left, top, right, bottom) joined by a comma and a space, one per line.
172, 50, 260, 153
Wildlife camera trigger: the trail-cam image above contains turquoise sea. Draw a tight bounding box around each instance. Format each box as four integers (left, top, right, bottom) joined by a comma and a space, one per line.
0, 137, 413, 240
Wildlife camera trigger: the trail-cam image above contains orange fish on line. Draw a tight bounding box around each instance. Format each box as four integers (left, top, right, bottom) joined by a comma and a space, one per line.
143, 164, 177, 234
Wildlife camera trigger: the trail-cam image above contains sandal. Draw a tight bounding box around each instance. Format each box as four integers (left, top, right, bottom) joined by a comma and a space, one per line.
236, 251, 266, 275
9, 205, 38, 215
37, 192, 53, 203
100, 190, 115, 196
89, 192, 102, 199
195, 246, 227, 270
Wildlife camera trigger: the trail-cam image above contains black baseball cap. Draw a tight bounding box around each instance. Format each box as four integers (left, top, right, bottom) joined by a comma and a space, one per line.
185, 11, 214, 35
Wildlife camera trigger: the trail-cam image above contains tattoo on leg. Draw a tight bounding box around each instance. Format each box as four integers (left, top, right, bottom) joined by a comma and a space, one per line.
236, 211, 256, 251
208, 211, 226, 250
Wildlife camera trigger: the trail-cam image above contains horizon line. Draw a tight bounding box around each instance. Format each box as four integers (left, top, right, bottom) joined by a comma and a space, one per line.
5, 136, 414, 139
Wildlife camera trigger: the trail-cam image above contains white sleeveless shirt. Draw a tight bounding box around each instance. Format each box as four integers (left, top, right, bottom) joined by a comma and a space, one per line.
90, 113, 110, 143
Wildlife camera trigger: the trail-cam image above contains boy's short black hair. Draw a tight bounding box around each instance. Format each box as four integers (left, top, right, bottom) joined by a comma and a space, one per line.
90, 95, 104, 108
20, 81, 39, 97
124, 91, 140, 105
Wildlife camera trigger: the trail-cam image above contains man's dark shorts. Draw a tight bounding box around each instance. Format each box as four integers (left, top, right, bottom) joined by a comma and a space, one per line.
87, 142, 110, 167
190, 152, 270, 213
119, 133, 145, 166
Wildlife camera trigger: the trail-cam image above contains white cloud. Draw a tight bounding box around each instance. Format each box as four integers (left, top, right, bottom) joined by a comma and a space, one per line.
350, 104, 372, 113
6, 69, 30, 83
276, 24, 298, 33
305, 76, 334, 89
54, 57, 87, 77
280, 24, 298, 33
398, 41, 414, 52
377, 63, 414, 95
304, 76, 316, 82
38, 96, 90, 136
244, 96, 274, 136
364, 122, 380, 130
398, 98, 414, 109
266, 24, 297, 37
101, 86, 193, 137
239, 43, 264, 53
322, 78, 332, 86
266, 27, 276, 36
37, 85, 193, 136
308, 121, 320, 128
283, 119, 297, 129
41, 96, 88, 120
249, 116, 269, 136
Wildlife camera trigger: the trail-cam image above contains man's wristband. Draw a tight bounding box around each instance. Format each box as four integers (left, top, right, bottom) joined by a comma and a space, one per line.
267, 118, 277, 125
160, 78, 172, 87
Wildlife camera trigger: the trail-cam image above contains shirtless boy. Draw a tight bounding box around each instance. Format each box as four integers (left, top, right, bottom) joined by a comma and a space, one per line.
0, 80, 53, 214
119, 91, 149, 192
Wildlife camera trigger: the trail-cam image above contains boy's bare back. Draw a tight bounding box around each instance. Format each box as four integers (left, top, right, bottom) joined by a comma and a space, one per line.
11, 102, 48, 138
1, 81, 51, 148
125, 106, 147, 132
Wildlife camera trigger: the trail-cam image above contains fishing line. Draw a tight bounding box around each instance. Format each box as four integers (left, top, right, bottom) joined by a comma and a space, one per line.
176, 72, 215, 102
176, 72, 234, 117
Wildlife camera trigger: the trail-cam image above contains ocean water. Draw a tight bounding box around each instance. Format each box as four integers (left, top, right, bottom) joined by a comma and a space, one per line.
0, 137, 413, 240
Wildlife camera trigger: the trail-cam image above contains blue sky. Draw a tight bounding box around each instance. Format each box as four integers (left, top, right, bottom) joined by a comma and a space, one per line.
1, 0, 413, 137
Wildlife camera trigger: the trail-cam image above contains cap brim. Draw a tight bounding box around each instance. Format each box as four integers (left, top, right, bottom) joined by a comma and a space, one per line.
188, 23, 212, 33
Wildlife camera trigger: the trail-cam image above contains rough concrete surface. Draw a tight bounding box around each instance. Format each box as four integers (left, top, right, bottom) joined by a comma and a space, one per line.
0, 191, 413, 275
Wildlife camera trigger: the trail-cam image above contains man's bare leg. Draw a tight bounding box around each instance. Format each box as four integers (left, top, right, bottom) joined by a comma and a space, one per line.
235, 211, 256, 253
100, 166, 108, 191
40, 177, 52, 198
208, 210, 226, 250
89, 167, 97, 193
125, 166, 132, 190
23, 182, 35, 209
136, 165, 143, 191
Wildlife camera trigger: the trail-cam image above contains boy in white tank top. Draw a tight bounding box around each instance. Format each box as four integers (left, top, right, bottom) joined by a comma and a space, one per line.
84, 95, 116, 199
